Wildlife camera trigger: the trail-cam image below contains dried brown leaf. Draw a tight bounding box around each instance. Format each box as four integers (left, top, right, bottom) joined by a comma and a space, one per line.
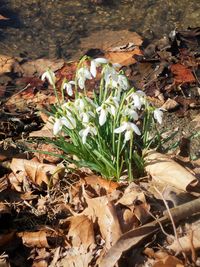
144, 151, 199, 192
10, 158, 62, 186
153, 255, 184, 267
20, 58, 64, 77
84, 195, 122, 249
0, 55, 16, 75
66, 215, 95, 250
18, 231, 49, 248
167, 222, 200, 253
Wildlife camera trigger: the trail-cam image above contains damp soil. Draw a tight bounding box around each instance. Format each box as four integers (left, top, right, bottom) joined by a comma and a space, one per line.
0, 0, 200, 60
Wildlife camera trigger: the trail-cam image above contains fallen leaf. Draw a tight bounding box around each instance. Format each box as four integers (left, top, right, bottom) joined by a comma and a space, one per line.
20, 58, 64, 77
84, 195, 122, 249
58, 249, 94, 267
66, 215, 95, 250
10, 158, 62, 187
153, 255, 184, 267
0, 55, 16, 75
84, 175, 119, 194
144, 150, 199, 192
167, 221, 200, 253
18, 231, 49, 248
161, 98, 179, 111
105, 48, 142, 65
170, 63, 195, 84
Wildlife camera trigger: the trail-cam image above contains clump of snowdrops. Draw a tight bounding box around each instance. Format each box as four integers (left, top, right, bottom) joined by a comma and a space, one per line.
41, 56, 164, 181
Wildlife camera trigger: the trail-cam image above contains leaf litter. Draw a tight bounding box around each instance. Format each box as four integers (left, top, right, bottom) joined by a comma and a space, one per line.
0, 28, 199, 266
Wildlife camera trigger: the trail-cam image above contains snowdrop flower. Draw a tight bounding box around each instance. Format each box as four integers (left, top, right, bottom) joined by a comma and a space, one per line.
104, 65, 119, 88
128, 90, 146, 110
74, 98, 85, 112
90, 58, 108, 78
79, 125, 97, 144
79, 111, 90, 124
53, 115, 76, 135
117, 74, 129, 91
114, 121, 141, 142
96, 105, 108, 126
77, 67, 92, 89
153, 108, 164, 124
123, 105, 139, 120
105, 96, 119, 116
63, 81, 75, 96
41, 70, 56, 85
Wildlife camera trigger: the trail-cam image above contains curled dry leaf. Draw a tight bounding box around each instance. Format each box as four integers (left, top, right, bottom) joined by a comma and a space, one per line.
84, 195, 122, 249
29, 116, 54, 138
18, 231, 49, 248
10, 158, 62, 187
84, 175, 120, 194
144, 151, 199, 192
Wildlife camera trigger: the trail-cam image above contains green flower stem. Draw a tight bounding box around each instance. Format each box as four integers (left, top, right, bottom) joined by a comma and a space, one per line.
128, 136, 133, 181
116, 133, 122, 180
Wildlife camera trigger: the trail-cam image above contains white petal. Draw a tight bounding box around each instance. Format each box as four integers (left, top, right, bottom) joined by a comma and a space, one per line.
133, 94, 142, 110
125, 130, 132, 142
84, 69, 92, 80
65, 83, 73, 96
130, 123, 141, 135
61, 116, 76, 130
79, 127, 90, 144
41, 70, 55, 85
118, 75, 129, 91
53, 119, 62, 135
154, 109, 163, 124
82, 112, 89, 123
114, 122, 128, 134
90, 61, 97, 77
130, 110, 138, 120
78, 77, 85, 89
94, 58, 108, 64
99, 108, 107, 126
69, 81, 75, 85
110, 105, 117, 116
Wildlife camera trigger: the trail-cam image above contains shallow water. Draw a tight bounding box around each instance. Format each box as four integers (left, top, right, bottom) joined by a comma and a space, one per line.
0, 0, 199, 59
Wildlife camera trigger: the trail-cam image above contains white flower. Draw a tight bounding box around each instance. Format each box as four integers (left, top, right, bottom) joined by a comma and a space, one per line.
153, 108, 164, 124
117, 75, 129, 91
74, 98, 85, 112
123, 105, 138, 120
128, 90, 146, 110
90, 58, 108, 78
79, 112, 90, 124
77, 67, 92, 89
63, 81, 75, 96
96, 105, 108, 126
105, 96, 119, 116
79, 125, 97, 144
41, 70, 56, 85
114, 121, 141, 142
53, 115, 76, 135
104, 65, 119, 88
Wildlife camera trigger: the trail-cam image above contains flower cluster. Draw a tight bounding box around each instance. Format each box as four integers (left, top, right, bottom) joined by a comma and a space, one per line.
42, 57, 164, 180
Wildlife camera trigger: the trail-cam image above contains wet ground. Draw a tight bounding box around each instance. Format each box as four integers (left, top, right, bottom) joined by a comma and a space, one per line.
0, 0, 200, 60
